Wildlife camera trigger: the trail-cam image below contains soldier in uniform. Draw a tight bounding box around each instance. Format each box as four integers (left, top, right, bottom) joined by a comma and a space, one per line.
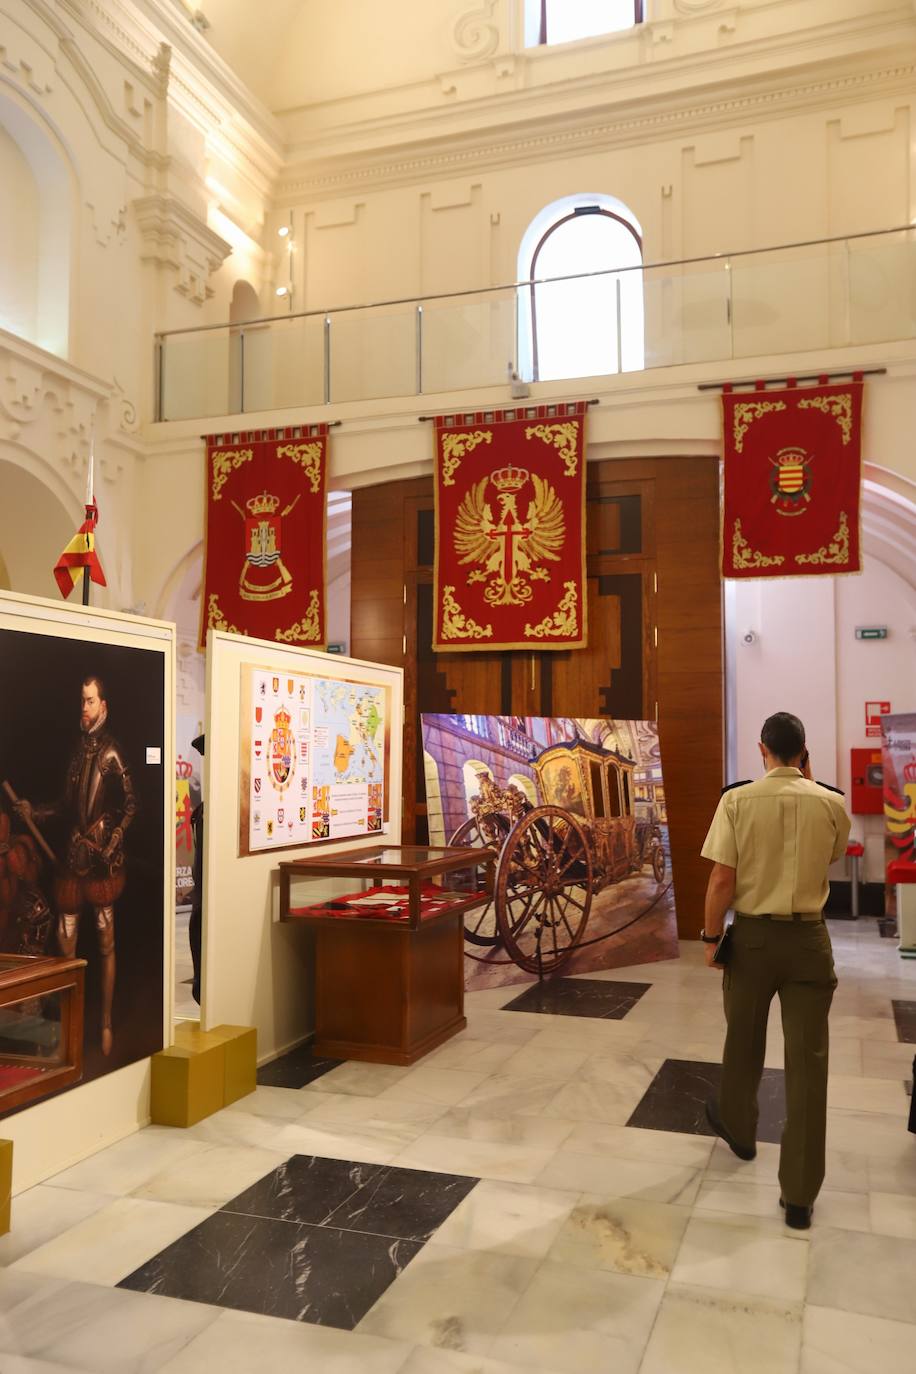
15, 675, 137, 1056
699, 711, 850, 1229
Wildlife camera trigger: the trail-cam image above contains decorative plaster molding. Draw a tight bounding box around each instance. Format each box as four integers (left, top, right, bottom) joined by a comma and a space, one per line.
277, 60, 916, 202
451, 2, 500, 63
674, 0, 724, 12
0, 23, 55, 95
133, 193, 232, 304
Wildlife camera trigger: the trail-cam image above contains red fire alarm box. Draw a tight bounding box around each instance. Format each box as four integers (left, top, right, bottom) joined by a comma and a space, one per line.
851, 747, 884, 814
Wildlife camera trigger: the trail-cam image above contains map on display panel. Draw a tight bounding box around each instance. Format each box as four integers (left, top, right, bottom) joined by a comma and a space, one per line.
239, 664, 390, 855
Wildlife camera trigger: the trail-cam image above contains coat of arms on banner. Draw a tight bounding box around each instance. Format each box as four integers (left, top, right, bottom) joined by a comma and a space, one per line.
201, 427, 328, 647
433, 403, 588, 650
721, 379, 863, 578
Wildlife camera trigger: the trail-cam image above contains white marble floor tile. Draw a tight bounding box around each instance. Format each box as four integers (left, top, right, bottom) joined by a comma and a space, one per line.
159, 1306, 410, 1374
0, 1272, 221, 1373
356, 1245, 538, 1356
9, 1197, 212, 1286
303, 1091, 448, 1131
430, 1180, 579, 1259
537, 1150, 702, 1205
0, 1358, 75, 1373
222, 1085, 317, 1119
452, 1075, 570, 1120
303, 1062, 414, 1097
829, 1016, 897, 1042
534, 1080, 642, 1127
867, 1153, 916, 1195
822, 1150, 871, 1195
861, 1040, 916, 1079
869, 1190, 916, 1239
808, 1227, 916, 1323
825, 1040, 864, 1077
46, 1128, 208, 1198
426, 1108, 575, 1151
422, 1039, 521, 1073
486, 1260, 664, 1374
187, 1106, 310, 1152
801, 1304, 916, 1372
671, 1213, 809, 1302
826, 1109, 913, 1160
640, 1283, 803, 1374
563, 1121, 713, 1168
0, 1187, 114, 1267
392, 1131, 557, 1185
695, 1178, 870, 1232
547, 1194, 690, 1278
131, 1143, 288, 1209
380, 1067, 493, 1108
396, 1347, 566, 1374
827, 1074, 909, 1115
497, 1045, 589, 1080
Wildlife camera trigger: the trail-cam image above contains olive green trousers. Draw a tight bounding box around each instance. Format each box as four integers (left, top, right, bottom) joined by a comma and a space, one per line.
718, 914, 837, 1208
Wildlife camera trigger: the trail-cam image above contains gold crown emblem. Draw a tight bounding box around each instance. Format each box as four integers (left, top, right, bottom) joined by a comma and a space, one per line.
246, 490, 280, 516
904, 762, 916, 782
275, 706, 291, 727
491, 464, 529, 493
776, 447, 807, 468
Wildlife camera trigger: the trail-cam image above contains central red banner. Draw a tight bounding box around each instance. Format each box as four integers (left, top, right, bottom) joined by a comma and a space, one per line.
200, 427, 327, 649
721, 378, 863, 579
433, 403, 587, 651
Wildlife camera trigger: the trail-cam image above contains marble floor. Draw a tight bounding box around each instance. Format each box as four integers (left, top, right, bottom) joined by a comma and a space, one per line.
2, 919, 915, 1373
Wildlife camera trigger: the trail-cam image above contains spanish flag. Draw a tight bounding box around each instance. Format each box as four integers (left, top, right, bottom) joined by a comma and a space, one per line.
53, 501, 107, 599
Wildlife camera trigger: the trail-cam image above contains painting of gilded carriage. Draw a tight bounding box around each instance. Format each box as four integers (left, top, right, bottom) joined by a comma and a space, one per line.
421, 715, 678, 990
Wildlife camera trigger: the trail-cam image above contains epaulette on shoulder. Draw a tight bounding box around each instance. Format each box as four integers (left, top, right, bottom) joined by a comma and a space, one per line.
815, 780, 845, 796
721, 779, 752, 795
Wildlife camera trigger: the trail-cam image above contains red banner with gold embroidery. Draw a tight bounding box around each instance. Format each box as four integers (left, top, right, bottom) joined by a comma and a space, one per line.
200, 426, 327, 648
722, 378, 863, 579
433, 403, 587, 651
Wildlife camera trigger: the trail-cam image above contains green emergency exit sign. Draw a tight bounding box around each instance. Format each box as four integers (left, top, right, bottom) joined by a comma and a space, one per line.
855, 626, 888, 640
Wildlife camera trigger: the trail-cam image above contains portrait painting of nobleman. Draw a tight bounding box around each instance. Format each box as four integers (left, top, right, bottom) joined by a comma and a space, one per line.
0, 626, 166, 1095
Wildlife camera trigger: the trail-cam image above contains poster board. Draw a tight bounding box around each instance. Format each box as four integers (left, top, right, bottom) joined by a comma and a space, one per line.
203, 631, 403, 1059
238, 662, 392, 855
0, 589, 174, 1191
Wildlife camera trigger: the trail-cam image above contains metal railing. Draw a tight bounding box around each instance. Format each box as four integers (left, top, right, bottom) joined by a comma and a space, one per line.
155, 225, 916, 421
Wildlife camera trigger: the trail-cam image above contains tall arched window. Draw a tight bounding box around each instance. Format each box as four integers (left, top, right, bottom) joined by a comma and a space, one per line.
518, 195, 645, 382
525, 1, 644, 48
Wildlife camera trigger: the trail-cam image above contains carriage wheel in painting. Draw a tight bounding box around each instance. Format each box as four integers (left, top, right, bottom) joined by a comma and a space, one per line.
447, 814, 510, 946
652, 843, 666, 884
494, 805, 593, 975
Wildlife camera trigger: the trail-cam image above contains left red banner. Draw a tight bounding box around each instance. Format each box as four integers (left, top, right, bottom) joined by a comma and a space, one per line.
200, 428, 327, 648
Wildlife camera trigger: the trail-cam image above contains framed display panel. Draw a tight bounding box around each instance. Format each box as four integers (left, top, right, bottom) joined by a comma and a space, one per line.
203, 631, 403, 1056
238, 662, 393, 856
0, 955, 86, 1114
0, 589, 174, 1143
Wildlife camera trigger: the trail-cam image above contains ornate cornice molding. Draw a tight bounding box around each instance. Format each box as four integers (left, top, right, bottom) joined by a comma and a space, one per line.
277, 56, 916, 202
133, 194, 232, 304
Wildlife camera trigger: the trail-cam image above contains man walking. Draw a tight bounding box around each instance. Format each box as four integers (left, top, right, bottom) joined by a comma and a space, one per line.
699, 711, 850, 1229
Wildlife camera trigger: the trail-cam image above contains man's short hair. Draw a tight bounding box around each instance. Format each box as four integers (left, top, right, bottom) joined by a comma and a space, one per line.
82, 675, 107, 703
761, 712, 805, 764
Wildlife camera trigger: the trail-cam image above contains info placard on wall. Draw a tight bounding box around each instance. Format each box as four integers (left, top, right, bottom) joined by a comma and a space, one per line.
238, 663, 391, 855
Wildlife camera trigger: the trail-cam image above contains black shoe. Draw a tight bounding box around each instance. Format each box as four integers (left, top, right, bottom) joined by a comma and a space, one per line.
780, 1198, 812, 1230
705, 1100, 757, 1160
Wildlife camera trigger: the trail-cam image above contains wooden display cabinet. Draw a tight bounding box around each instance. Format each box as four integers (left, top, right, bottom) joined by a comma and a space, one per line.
0, 954, 86, 1115
279, 844, 496, 1065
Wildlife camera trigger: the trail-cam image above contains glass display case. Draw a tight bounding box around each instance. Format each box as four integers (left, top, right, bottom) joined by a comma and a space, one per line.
0, 955, 86, 1115
278, 845, 497, 1065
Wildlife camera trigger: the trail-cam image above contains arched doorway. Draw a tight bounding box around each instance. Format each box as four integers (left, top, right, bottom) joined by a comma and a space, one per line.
0, 460, 79, 600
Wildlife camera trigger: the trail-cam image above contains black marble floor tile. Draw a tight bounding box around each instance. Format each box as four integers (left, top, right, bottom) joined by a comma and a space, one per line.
878, 919, 899, 940
119, 1210, 421, 1329
626, 1057, 786, 1145
502, 977, 652, 1020
325, 1164, 478, 1242
222, 1155, 385, 1226
256, 1041, 342, 1088
892, 1000, 916, 1044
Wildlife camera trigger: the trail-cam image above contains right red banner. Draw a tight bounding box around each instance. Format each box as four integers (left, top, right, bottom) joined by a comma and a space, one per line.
721, 378, 863, 578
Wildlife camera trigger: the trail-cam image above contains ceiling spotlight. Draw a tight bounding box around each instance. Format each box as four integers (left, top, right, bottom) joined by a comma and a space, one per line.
277, 225, 290, 238
275, 285, 291, 298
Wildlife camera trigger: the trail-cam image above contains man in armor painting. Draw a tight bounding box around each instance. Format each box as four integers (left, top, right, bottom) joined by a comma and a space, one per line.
15, 676, 137, 1056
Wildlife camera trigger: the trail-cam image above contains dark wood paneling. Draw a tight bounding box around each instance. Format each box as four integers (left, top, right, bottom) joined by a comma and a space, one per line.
351, 455, 723, 941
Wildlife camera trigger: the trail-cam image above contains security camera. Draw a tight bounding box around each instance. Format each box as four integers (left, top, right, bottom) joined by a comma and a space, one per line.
741, 630, 758, 646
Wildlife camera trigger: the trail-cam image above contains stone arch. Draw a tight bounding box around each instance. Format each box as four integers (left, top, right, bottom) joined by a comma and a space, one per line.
0, 456, 80, 600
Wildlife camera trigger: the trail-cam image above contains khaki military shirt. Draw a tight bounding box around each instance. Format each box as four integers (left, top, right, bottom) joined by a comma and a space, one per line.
701, 767, 851, 915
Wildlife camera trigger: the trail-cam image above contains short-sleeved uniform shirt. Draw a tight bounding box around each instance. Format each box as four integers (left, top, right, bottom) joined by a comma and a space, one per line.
701, 767, 851, 915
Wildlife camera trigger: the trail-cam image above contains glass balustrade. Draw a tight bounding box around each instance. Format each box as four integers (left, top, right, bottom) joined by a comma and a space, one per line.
155, 227, 916, 422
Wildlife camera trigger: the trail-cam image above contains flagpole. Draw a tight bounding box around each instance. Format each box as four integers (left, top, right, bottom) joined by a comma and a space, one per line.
83, 425, 94, 606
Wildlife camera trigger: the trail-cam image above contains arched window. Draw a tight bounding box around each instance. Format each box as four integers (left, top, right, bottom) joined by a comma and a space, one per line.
525, 1, 644, 48
518, 195, 644, 382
